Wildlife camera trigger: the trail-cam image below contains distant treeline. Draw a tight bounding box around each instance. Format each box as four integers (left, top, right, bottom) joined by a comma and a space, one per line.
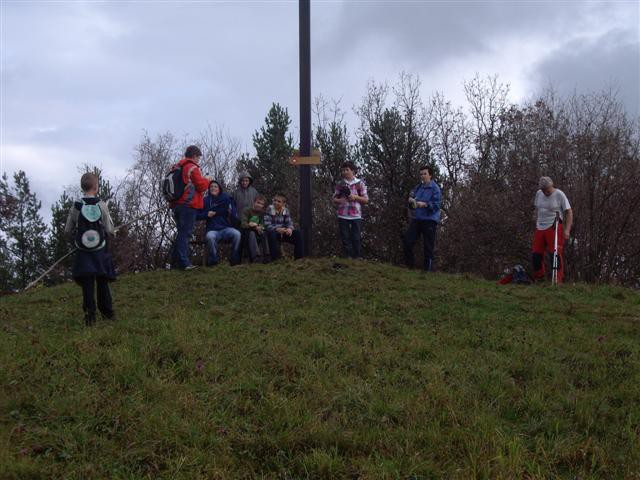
1, 73, 638, 291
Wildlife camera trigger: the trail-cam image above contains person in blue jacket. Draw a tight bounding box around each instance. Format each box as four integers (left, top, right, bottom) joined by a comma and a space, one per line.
196, 181, 241, 266
403, 165, 441, 272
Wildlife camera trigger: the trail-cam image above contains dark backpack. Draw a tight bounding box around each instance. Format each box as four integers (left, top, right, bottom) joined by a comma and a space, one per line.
74, 198, 106, 252
511, 264, 531, 284
162, 161, 195, 202
498, 264, 532, 285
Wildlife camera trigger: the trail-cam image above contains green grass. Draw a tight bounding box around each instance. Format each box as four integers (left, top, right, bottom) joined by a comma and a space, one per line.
1, 259, 639, 479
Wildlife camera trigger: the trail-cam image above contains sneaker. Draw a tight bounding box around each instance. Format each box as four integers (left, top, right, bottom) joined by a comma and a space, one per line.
184, 265, 198, 271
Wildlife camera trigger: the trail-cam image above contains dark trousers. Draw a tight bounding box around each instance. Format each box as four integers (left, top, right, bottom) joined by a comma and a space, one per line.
338, 218, 362, 258
267, 229, 304, 260
241, 229, 268, 263
403, 219, 437, 271
172, 204, 197, 268
79, 276, 113, 317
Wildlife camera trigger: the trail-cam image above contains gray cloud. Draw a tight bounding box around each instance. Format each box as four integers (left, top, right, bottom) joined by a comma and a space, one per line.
315, 1, 602, 70
530, 28, 639, 116
1, 1, 638, 220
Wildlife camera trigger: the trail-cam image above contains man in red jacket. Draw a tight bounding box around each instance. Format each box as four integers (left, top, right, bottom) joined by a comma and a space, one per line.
170, 145, 211, 269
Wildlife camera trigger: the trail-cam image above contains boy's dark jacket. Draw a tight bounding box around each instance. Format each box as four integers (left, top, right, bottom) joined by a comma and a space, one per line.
196, 187, 238, 231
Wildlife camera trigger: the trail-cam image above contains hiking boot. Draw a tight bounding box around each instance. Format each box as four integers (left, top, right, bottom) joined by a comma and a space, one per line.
84, 312, 96, 327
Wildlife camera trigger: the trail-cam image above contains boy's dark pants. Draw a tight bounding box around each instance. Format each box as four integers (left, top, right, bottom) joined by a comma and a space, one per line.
403, 219, 437, 271
267, 230, 304, 260
172, 204, 197, 268
79, 275, 113, 318
241, 229, 268, 263
338, 218, 362, 258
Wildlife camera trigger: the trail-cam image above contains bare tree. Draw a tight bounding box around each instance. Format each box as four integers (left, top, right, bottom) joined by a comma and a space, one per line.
464, 74, 511, 180
197, 124, 242, 190
118, 131, 179, 270
564, 91, 640, 283
427, 92, 471, 211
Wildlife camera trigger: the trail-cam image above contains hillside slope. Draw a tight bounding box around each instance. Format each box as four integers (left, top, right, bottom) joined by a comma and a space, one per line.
1, 259, 639, 479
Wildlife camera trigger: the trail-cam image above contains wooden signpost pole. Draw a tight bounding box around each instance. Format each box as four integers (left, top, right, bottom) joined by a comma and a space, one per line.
299, 0, 312, 256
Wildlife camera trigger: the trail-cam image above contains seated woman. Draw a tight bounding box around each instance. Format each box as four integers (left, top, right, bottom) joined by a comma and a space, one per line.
196, 181, 241, 266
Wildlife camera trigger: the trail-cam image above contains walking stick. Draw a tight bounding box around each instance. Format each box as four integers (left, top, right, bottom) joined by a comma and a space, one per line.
24, 248, 78, 291
552, 211, 560, 286
23, 207, 165, 292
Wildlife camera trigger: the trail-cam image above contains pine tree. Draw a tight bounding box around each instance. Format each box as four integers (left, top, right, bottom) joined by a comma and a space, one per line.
4, 171, 48, 289
240, 103, 295, 201
0, 173, 16, 291
47, 191, 75, 283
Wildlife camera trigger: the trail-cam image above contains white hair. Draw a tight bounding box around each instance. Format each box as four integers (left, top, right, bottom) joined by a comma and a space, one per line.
538, 176, 553, 189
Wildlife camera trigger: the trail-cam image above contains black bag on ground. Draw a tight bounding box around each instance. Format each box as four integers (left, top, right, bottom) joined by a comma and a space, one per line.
498, 264, 532, 285
511, 264, 531, 284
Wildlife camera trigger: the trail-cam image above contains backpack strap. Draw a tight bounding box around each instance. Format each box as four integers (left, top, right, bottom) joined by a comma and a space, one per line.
186, 165, 197, 182
183, 161, 197, 185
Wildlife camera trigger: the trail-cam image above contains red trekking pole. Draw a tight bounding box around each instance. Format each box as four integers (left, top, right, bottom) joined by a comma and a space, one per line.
552, 211, 560, 286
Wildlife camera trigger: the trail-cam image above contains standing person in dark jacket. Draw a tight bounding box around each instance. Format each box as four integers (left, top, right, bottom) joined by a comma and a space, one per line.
403, 165, 442, 272
65, 172, 116, 326
197, 181, 241, 266
170, 145, 211, 270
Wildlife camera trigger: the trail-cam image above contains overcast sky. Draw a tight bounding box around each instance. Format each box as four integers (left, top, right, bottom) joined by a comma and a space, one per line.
1, 0, 638, 218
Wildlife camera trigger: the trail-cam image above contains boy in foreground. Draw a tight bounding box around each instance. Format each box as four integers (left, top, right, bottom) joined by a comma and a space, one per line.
64, 172, 116, 326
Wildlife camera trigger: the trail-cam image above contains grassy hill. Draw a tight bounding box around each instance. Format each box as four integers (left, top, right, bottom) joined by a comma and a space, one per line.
1, 259, 639, 479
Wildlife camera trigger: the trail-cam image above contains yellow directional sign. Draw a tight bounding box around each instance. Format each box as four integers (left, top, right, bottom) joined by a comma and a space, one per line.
289, 149, 322, 165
